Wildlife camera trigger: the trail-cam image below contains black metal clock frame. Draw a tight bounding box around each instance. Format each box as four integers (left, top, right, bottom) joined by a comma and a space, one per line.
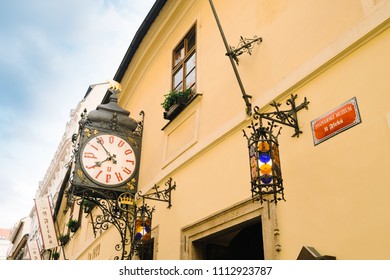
74, 125, 142, 196
65, 87, 177, 260
70, 92, 144, 198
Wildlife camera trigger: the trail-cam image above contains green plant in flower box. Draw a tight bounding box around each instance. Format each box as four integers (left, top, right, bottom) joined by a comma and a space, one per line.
161, 89, 192, 111
59, 234, 70, 246
67, 219, 80, 233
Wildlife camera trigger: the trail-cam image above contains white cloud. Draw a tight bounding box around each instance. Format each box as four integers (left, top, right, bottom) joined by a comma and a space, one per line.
0, 0, 155, 229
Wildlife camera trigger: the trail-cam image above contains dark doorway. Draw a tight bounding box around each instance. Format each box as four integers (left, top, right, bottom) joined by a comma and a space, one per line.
196, 221, 264, 260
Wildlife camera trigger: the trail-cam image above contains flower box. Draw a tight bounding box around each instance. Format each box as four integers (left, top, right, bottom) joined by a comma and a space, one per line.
161, 89, 192, 120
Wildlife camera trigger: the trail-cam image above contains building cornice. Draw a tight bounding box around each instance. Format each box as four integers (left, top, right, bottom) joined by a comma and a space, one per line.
102, 0, 167, 104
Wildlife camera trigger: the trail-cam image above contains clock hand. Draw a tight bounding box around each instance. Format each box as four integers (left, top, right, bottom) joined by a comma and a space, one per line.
95, 139, 118, 164
91, 155, 117, 168
96, 138, 113, 157
96, 157, 111, 166
112, 154, 117, 164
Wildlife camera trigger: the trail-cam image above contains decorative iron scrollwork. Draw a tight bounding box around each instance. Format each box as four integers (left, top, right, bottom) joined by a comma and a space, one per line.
227, 36, 263, 66
254, 94, 310, 138
65, 177, 176, 260
138, 177, 176, 209
208, 0, 263, 116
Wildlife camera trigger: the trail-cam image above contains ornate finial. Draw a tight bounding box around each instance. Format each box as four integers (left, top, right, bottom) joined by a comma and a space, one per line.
110, 112, 118, 131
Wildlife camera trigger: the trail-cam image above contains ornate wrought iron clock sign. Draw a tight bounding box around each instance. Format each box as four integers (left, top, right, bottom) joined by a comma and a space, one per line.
64, 82, 176, 260
71, 86, 143, 198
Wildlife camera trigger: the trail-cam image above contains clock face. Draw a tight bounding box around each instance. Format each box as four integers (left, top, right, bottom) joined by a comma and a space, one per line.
80, 134, 137, 186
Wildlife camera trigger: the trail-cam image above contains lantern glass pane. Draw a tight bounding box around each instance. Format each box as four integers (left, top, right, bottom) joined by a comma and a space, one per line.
259, 152, 271, 163
258, 141, 270, 152
260, 175, 272, 184
135, 218, 152, 241
250, 155, 257, 180
260, 163, 272, 174
249, 145, 256, 157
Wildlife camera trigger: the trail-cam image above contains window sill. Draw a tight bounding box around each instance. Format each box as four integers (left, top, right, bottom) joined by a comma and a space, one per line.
162, 93, 202, 130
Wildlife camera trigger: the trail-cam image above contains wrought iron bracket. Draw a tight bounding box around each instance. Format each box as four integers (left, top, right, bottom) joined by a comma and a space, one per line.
70, 189, 136, 260
226, 36, 263, 66
209, 0, 262, 116
137, 177, 176, 209
254, 94, 310, 137
64, 177, 176, 260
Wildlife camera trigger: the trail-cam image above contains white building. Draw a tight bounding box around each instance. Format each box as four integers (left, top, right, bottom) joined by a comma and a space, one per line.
6, 217, 31, 260
8, 83, 110, 260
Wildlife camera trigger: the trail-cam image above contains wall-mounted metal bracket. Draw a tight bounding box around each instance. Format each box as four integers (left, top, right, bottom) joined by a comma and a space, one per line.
138, 177, 176, 209
254, 94, 310, 137
226, 36, 263, 66
209, 0, 263, 116
65, 177, 176, 260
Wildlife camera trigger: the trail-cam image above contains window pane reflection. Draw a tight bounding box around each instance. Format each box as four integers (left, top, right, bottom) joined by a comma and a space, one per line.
174, 43, 184, 66
186, 69, 195, 90
188, 31, 196, 51
186, 53, 196, 73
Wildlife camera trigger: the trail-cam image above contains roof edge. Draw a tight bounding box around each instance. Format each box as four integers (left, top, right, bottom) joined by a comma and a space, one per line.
103, 0, 167, 103
113, 0, 167, 82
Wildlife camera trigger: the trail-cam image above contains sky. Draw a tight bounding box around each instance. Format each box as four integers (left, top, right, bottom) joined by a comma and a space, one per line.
0, 0, 156, 229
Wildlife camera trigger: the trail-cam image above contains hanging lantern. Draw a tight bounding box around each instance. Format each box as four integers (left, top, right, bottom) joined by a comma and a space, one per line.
243, 95, 310, 204
132, 203, 155, 259
134, 217, 152, 242
245, 118, 285, 204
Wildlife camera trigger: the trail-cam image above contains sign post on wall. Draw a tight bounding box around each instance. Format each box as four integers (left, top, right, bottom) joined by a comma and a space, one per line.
311, 97, 362, 145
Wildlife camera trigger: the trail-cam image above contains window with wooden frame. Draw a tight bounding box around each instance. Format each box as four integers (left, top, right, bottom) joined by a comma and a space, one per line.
172, 25, 196, 94
162, 25, 197, 121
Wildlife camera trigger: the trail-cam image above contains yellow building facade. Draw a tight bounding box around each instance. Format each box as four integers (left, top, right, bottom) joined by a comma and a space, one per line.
55, 0, 390, 260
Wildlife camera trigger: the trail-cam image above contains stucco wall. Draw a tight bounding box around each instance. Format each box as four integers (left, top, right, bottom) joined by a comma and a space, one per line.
113, 0, 390, 259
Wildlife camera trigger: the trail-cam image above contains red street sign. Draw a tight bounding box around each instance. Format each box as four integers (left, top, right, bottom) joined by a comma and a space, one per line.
311, 97, 361, 145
